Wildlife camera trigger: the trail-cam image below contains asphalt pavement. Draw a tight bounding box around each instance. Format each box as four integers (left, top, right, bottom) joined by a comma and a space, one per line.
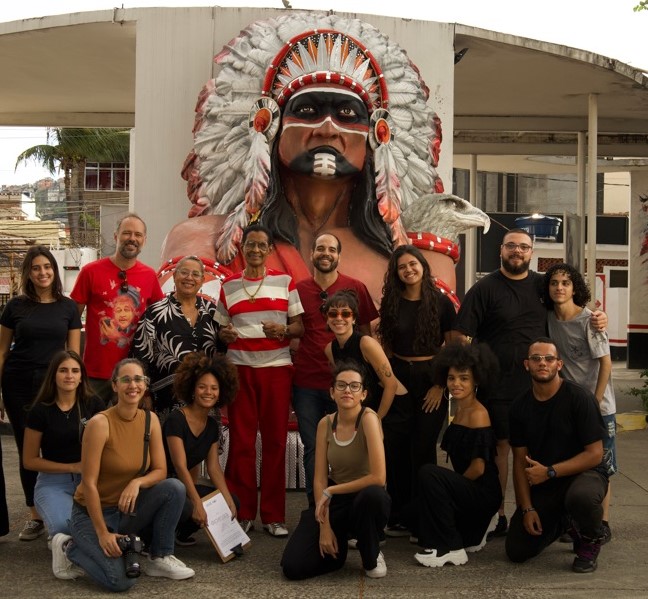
0, 362, 646, 598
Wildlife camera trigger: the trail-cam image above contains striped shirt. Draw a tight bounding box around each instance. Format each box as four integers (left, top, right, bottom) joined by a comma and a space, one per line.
215, 269, 304, 367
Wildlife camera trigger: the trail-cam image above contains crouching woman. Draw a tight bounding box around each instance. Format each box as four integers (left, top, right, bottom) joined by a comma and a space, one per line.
281, 361, 390, 580
51, 358, 194, 591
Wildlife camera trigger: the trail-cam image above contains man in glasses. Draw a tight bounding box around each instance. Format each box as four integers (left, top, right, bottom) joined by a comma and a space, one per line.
215, 224, 304, 538
507, 339, 608, 574
71, 214, 164, 404
293, 232, 378, 504
451, 229, 605, 539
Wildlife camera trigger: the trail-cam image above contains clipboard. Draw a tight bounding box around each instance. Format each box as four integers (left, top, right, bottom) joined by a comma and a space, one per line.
202, 489, 252, 562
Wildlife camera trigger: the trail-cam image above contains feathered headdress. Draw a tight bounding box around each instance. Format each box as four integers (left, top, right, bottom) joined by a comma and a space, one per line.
182, 12, 443, 263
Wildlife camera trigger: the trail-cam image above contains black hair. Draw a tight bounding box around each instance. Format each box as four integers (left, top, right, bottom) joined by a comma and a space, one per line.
323, 289, 359, 320
242, 223, 274, 246
173, 352, 239, 407
432, 342, 499, 393
528, 337, 560, 359
543, 262, 591, 309
20, 245, 64, 302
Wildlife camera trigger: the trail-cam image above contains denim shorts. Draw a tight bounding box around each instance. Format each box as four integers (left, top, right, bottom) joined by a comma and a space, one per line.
602, 414, 617, 476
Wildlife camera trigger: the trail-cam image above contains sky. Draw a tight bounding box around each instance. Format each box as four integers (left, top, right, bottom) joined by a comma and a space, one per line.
1, 0, 647, 186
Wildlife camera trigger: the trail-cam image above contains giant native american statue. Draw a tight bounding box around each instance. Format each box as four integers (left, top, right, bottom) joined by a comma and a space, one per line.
161, 12, 490, 305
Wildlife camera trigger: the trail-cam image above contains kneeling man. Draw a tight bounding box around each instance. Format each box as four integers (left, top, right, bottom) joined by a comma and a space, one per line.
506, 338, 608, 573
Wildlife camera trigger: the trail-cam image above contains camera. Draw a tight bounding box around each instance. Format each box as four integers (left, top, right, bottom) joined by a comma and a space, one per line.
116, 533, 143, 578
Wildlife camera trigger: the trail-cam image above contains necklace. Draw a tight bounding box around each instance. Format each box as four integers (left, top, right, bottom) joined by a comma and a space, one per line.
241, 268, 266, 303
59, 403, 76, 419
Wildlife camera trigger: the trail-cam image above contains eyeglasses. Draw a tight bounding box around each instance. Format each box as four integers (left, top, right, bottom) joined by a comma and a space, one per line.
114, 375, 150, 385
177, 268, 203, 279
118, 270, 128, 293
243, 241, 270, 251
528, 355, 559, 364
327, 308, 354, 319
503, 242, 533, 253
334, 381, 363, 392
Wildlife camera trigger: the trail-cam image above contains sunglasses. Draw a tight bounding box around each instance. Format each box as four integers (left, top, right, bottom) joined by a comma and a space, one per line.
528, 355, 559, 364
118, 270, 128, 293
327, 308, 354, 319
319, 290, 328, 314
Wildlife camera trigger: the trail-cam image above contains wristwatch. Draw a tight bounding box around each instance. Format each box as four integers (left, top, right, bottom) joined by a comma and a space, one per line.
547, 466, 557, 479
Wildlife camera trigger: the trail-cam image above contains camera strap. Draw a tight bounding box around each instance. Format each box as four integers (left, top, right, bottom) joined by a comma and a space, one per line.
136, 410, 151, 477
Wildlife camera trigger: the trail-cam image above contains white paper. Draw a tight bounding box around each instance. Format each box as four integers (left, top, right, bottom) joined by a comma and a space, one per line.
203, 492, 250, 558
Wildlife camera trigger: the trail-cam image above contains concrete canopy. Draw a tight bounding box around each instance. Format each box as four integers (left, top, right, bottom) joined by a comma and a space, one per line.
2, 9, 648, 164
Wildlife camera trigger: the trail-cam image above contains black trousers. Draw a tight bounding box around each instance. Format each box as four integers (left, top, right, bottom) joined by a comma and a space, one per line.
281, 485, 390, 580
384, 357, 448, 524
416, 464, 501, 552
506, 470, 608, 563
1, 366, 46, 508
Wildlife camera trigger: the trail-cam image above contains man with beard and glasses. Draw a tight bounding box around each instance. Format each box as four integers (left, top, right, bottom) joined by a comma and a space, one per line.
293, 232, 378, 504
507, 339, 608, 574
451, 229, 605, 540
71, 214, 164, 404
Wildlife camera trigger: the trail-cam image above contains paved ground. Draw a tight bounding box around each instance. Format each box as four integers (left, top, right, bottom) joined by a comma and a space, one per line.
0, 363, 646, 598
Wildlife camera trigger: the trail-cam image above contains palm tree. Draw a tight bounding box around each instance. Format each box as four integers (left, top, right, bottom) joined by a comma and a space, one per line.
15, 128, 130, 243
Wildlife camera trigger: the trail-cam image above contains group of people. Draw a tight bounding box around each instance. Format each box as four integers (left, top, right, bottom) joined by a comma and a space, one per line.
0, 213, 616, 589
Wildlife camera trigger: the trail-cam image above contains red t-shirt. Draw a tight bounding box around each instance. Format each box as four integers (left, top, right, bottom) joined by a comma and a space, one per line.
293, 273, 378, 389
71, 258, 164, 379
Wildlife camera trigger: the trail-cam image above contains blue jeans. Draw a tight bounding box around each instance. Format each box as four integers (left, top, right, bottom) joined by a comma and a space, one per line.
34, 472, 81, 536
67, 478, 185, 592
292, 386, 337, 496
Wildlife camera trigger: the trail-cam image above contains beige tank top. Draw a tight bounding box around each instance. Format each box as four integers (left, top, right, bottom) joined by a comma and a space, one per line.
75, 407, 149, 508
326, 407, 374, 484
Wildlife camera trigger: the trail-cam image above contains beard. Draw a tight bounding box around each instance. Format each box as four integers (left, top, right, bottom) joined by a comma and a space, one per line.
501, 255, 530, 276
119, 242, 141, 260
313, 256, 339, 274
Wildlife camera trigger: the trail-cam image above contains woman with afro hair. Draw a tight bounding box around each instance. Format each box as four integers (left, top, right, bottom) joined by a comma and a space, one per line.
164, 352, 239, 546
412, 342, 501, 569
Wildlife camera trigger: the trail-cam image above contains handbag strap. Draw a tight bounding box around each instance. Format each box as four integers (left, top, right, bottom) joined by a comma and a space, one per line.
137, 410, 151, 477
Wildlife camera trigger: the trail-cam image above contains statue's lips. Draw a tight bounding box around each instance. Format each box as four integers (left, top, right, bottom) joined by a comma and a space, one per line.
307, 146, 342, 158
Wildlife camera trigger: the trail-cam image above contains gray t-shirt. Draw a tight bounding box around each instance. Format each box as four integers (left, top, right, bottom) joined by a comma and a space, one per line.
547, 307, 616, 416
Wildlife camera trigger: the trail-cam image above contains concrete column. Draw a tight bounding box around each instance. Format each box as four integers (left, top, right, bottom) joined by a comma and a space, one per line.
587, 94, 598, 299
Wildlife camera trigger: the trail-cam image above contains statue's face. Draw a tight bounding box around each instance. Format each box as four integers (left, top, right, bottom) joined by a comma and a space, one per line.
278, 87, 369, 179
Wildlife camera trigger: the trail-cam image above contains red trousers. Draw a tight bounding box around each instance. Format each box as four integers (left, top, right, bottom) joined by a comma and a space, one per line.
225, 364, 293, 523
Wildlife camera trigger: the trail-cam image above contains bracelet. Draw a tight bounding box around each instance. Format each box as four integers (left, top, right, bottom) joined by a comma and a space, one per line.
521, 507, 536, 515
322, 488, 333, 500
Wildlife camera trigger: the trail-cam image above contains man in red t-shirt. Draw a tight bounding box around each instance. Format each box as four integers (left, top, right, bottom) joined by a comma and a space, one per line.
293, 232, 378, 502
71, 214, 164, 404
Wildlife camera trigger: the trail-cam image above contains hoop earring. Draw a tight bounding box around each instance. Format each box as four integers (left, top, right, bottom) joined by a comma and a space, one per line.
474, 385, 479, 396
443, 387, 451, 401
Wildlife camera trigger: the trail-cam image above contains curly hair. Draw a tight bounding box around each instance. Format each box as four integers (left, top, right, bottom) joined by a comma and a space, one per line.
173, 352, 238, 407
432, 342, 499, 393
32, 350, 94, 408
323, 289, 359, 320
378, 245, 440, 354
20, 245, 64, 302
543, 262, 591, 309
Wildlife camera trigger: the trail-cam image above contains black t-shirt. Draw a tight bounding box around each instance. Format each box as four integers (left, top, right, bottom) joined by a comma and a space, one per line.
454, 270, 546, 401
163, 409, 221, 476
391, 292, 456, 356
509, 379, 607, 477
0, 297, 82, 370
26, 397, 105, 463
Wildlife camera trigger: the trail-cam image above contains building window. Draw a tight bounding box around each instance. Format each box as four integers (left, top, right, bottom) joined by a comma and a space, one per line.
85, 163, 129, 191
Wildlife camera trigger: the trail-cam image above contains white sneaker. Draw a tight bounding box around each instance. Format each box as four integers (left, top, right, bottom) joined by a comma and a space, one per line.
51, 533, 84, 580
465, 529, 489, 553
415, 548, 468, 568
263, 522, 289, 537
141, 555, 195, 580
365, 551, 387, 578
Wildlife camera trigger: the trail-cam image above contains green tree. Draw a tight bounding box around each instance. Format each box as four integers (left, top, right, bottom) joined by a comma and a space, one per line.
634, 1, 648, 11
15, 128, 130, 243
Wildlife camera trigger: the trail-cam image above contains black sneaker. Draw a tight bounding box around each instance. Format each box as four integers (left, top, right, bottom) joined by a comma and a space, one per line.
600, 522, 612, 545
572, 538, 601, 573
384, 524, 410, 538
486, 515, 507, 541
175, 533, 197, 547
